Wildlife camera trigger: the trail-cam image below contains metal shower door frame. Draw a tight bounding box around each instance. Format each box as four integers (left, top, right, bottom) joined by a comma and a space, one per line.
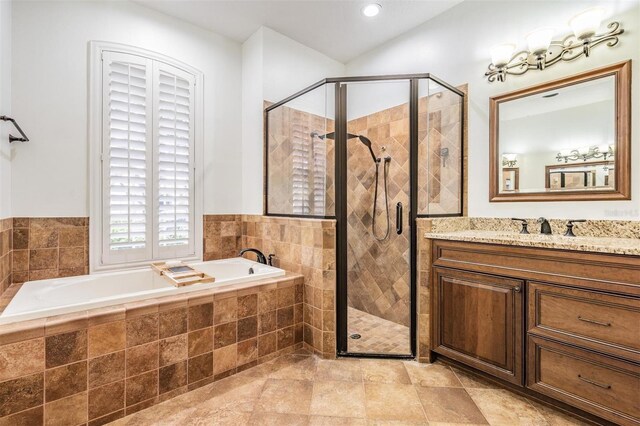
263, 73, 465, 359
334, 77, 418, 359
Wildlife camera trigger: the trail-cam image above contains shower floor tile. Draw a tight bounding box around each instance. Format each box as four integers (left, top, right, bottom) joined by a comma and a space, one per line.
347, 307, 410, 355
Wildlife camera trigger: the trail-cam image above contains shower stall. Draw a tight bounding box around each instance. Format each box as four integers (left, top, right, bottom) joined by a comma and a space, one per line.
265, 74, 464, 358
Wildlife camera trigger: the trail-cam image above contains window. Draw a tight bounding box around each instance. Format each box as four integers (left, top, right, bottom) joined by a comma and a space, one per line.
90, 43, 203, 271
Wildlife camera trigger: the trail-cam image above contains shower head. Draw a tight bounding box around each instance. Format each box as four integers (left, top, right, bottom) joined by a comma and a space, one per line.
311, 132, 379, 164
357, 135, 378, 164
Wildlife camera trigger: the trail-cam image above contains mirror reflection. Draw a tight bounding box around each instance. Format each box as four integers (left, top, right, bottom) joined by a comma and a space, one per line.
498, 75, 615, 194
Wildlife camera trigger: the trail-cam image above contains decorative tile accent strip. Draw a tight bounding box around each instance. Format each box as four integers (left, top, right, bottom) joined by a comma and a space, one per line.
11, 218, 88, 284
0, 218, 11, 295
0, 273, 304, 424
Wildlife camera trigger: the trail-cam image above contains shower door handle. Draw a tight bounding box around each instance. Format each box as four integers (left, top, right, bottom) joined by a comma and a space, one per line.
396, 202, 403, 235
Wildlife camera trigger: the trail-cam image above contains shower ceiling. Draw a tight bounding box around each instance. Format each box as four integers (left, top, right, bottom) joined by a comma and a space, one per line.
133, 0, 463, 62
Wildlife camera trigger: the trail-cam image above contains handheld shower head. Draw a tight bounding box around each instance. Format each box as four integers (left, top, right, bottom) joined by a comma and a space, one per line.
358, 135, 379, 164
310, 132, 379, 164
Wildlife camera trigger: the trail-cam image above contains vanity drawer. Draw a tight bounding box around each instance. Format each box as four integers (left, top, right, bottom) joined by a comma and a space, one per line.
527, 336, 640, 426
528, 281, 640, 360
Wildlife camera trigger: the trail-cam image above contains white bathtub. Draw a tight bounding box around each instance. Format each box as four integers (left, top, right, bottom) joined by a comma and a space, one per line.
0, 257, 285, 324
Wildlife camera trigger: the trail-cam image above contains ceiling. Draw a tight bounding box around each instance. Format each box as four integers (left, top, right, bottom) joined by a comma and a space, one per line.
133, 0, 463, 63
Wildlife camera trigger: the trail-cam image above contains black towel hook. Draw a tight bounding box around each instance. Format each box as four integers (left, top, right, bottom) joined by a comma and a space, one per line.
0, 115, 29, 143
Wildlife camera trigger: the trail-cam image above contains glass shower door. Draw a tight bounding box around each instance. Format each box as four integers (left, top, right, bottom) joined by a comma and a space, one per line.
341, 80, 412, 356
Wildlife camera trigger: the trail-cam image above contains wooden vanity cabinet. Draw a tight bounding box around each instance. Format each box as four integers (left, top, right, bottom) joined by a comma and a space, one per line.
432, 267, 524, 385
430, 239, 640, 425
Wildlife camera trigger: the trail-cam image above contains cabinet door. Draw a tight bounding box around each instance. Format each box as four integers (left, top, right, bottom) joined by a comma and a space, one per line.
432, 267, 524, 385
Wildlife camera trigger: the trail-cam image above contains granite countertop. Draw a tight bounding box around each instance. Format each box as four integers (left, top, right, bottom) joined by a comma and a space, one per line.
424, 230, 640, 256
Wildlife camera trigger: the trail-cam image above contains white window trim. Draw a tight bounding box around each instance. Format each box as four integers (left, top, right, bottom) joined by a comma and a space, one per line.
89, 41, 204, 273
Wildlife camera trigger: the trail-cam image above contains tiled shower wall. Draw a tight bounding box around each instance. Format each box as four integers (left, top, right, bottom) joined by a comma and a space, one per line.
346, 103, 412, 327
343, 88, 464, 327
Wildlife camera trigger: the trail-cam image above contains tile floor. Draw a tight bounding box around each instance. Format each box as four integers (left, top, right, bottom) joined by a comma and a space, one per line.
111, 350, 587, 425
347, 307, 410, 354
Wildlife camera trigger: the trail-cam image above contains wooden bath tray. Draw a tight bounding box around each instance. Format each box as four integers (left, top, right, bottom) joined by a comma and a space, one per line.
151, 262, 215, 287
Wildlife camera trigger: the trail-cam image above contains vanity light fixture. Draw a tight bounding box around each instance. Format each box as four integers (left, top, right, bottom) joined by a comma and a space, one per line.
485, 7, 623, 82
502, 153, 518, 168
362, 3, 381, 17
556, 144, 614, 163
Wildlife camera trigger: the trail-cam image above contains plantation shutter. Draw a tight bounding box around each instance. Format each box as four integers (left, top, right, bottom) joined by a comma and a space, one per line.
153, 62, 195, 259
102, 51, 153, 264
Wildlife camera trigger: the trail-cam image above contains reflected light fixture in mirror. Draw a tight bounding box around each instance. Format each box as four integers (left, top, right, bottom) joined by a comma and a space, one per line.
502, 153, 518, 168
362, 3, 381, 17
485, 8, 623, 82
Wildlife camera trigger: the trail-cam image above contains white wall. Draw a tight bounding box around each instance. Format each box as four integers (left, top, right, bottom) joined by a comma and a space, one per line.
346, 0, 640, 220
241, 27, 345, 214
241, 28, 264, 215
0, 0, 11, 219
11, 0, 243, 217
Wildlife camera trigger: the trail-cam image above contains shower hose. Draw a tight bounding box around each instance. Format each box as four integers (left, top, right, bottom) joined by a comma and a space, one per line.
372, 157, 391, 241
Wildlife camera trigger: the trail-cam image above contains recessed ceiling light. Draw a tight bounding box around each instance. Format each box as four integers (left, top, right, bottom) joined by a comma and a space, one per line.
362, 3, 382, 17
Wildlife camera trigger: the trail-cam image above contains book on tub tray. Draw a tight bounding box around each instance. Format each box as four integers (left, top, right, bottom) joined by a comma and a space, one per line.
151, 261, 215, 287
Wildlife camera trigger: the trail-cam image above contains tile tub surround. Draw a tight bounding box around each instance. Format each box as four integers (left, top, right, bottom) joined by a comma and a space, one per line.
241, 215, 336, 359
0, 219, 11, 295
0, 273, 304, 425
11, 217, 89, 285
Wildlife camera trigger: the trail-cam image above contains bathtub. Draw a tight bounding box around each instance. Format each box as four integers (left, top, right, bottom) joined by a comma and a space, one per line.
0, 257, 285, 324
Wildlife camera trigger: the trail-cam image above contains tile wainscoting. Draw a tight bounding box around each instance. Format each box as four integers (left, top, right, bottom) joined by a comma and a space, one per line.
0, 274, 304, 425
11, 218, 89, 285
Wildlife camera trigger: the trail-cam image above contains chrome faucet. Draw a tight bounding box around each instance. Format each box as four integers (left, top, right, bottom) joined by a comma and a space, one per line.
239, 248, 267, 264
538, 217, 552, 235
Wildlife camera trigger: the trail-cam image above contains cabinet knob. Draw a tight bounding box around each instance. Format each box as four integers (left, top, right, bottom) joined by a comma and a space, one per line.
513, 286, 521, 293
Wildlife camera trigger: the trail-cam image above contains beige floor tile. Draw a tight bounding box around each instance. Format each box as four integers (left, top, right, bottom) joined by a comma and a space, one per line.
529, 401, 589, 426
194, 376, 265, 412
449, 367, 499, 390
184, 407, 253, 425
310, 380, 366, 418
110, 354, 579, 426
415, 387, 487, 424
316, 359, 362, 382
255, 378, 314, 415
364, 382, 427, 422
310, 416, 368, 425
270, 355, 318, 381
466, 389, 548, 425
361, 359, 411, 384
249, 412, 310, 425
366, 419, 428, 425
404, 362, 462, 388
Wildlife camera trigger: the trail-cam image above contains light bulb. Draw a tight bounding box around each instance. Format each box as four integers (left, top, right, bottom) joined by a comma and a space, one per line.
526, 27, 555, 56
362, 4, 381, 17
569, 7, 605, 40
490, 43, 516, 67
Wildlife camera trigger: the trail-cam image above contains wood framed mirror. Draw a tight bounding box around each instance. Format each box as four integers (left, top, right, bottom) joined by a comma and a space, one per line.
489, 60, 630, 202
